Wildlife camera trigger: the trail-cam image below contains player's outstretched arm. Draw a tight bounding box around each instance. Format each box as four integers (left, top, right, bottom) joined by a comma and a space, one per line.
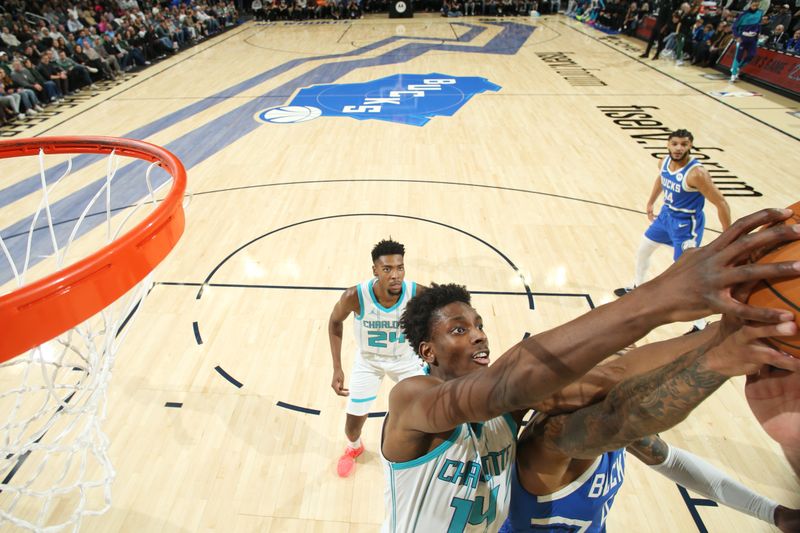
645, 208, 799, 323
328, 287, 360, 397
392, 209, 800, 436
501, 209, 800, 415
629, 435, 800, 532
532, 324, 719, 415
543, 318, 800, 460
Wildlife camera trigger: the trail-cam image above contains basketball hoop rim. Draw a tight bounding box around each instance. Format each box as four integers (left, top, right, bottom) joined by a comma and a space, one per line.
0, 136, 187, 363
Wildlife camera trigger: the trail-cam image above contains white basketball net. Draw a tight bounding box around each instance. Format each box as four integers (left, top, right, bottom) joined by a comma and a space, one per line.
0, 148, 172, 531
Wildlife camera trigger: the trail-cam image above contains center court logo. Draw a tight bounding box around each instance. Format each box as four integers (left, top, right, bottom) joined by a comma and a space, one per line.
256, 73, 500, 127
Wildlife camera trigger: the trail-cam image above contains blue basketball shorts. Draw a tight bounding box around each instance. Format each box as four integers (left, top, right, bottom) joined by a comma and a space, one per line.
644, 208, 705, 261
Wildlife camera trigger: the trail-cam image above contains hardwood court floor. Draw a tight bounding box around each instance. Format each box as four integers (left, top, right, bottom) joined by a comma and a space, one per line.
1, 14, 799, 532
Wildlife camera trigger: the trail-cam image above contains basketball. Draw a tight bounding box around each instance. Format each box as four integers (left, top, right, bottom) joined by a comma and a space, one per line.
258, 105, 322, 124
747, 202, 800, 356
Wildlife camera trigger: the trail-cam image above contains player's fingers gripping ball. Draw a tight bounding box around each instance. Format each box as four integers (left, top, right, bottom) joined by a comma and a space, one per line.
747, 202, 800, 356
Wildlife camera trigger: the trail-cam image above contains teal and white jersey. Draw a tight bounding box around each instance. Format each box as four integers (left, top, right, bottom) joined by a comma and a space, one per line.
381, 414, 517, 533
354, 278, 417, 359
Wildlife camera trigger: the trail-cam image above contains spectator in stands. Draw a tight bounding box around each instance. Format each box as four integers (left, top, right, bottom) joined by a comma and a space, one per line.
0, 52, 10, 76
39, 27, 55, 50
347, 0, 363, 17
156, 20, 182, 51
566, 0, 580, 16
55, 50, 96, 91
65, 33, 79, 54
759, 13, 771, 36
691, 21, 715, 56
448, 0, 465, 15
195, 5, 222, 33
72, 44, 111, 81
10, 58, 60, 103
49, 25, 67, 44
623, 2, 641, 35
252, 0, 265, 20
67, 12, 85, 34
597, 0, 623, 29
786, 28, 800, 52
2, 70, 43, 115
1, 27, 22, 52
36, 52, 70, 97
0, 82, 25, 121
640, 0, 680, 58
517, 0, 534, 15
113, 32, 149, 68
765, 23, 790, 47
705, 20, 734, 65
689, 17, 705, 45
660, 11, 683, 58
674, 2, 696, 64
15, 24, 34, 48
770, 3, 793, 31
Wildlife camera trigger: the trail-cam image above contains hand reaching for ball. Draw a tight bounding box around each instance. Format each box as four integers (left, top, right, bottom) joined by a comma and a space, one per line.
746, 365, 800, 478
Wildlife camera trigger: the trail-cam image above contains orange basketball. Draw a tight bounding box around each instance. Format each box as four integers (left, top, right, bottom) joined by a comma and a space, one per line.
747, 202, 800, 356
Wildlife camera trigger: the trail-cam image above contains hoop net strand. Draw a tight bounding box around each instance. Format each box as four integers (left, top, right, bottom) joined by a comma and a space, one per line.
0, 137, 186, 532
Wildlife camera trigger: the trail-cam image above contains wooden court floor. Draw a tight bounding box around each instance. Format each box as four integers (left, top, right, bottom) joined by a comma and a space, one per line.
1, 13, 799, 532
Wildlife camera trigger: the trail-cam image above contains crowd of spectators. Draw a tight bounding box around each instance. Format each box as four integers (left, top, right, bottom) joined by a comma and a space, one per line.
251, 0, 386, 19
251, 0, 554, 20
440, 0, 554, 16
567, 0, 800, 61
0, 0, 239, 125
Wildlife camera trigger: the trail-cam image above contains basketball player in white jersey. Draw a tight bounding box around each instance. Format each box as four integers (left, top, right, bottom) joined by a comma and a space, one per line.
329, 239, 426, 478
615, 129, 731, 331
500, 323, 800, 532
379, 208, 800, 532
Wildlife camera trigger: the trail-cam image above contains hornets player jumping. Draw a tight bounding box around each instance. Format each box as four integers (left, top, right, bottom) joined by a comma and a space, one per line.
378, 208, 800, 532
615, 129, 731, 331
329, 239, 426, 478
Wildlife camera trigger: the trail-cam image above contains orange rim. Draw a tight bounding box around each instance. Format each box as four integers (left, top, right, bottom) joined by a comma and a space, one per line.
0, 137, 187, 363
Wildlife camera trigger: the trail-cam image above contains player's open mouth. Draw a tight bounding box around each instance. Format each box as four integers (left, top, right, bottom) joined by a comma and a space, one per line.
472, 350, 490, 365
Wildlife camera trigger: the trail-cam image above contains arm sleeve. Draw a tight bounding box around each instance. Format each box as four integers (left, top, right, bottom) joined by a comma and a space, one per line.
649, 444, 778, 525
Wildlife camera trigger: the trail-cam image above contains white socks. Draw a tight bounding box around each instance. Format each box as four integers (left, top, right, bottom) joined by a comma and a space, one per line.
634, 236, 661, 287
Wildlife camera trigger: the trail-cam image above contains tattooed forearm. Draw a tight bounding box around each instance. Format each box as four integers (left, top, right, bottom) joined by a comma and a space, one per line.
627, 435, 669, 466
548, 345, 727, 459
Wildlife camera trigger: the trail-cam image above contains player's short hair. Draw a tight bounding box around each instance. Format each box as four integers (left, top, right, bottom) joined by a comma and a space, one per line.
668, 129, 694, 142
371, 239, 405, 262
401, 283, 471, 356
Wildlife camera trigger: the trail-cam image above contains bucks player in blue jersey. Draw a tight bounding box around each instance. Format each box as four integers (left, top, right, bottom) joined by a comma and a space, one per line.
615, 129, 731, 331
329, 239, 426, 478
377, 209, 800, 532
498, 326, 800, 532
